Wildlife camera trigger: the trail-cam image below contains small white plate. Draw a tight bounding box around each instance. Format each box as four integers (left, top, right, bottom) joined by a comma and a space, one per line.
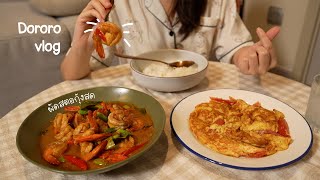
170, 89, 313, 170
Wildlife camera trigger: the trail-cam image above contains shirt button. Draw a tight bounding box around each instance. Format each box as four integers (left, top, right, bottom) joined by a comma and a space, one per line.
169, 31, 174, 36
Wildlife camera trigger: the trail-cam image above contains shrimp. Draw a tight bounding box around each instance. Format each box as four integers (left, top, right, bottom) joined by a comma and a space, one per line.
74, 113, 85, 127
53, 113, 72, 134
96, 118, 109, 132
74, 133, 111, 143
55, 125, 74, 142
80, 142, 94, 154
53, 113, 74, 142
73, 123, 90, 136
42, 141, 68, 165
129, 117, 145, 131
108, 109, 133, 129
93, 22, 122, 58
73, 122, 97, 154
87, 111, 99, 133
82, 140, 108, 161
114, 136, 135, 154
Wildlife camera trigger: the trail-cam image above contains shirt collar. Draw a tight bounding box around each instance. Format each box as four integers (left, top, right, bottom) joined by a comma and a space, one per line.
145, 0, 179, 29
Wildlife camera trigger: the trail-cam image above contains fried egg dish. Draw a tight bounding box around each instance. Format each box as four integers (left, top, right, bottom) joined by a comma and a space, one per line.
189, 97, 292, 158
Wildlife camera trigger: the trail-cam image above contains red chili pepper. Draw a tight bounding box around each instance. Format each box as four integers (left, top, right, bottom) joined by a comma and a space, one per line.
100, 150, 114, 159
211, 97, 235, 105
95, 28, 107, 42
99, 150, 128, 163
122, 142, 148, 156
246, 150, 267, 158
278, 118, 290, 137
101, 102, 110, 114
214, 119, 225, 125
64, 106, 80, 112
67, 139, 74, 145
107, 154, 128, 163
63, 155, 88, 171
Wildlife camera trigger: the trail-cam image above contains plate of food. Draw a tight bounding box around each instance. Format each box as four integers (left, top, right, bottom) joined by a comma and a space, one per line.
16, 86, 165, 175
170, 89, 313, 170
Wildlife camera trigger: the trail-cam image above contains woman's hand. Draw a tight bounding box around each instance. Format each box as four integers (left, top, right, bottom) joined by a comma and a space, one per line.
72, 0, 113, 49
232, 26, 280, 75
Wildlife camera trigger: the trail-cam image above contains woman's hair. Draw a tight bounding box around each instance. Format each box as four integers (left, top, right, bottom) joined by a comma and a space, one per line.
175, 0, 207, 40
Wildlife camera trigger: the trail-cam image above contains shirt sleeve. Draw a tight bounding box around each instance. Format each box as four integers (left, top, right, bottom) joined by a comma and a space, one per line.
214, 0, 253, 63
89, 46, 118, 71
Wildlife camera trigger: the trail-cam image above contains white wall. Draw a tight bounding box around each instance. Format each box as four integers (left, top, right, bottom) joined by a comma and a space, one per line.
242, 0, 320, 82
305, 27, 320, 85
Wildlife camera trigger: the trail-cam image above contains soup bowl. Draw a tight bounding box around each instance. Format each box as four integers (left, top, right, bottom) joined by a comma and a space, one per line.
130, 49, 208, 92
16, 86, 166, 175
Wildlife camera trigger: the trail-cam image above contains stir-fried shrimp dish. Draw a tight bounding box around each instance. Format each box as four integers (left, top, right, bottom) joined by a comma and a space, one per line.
40, 101, 153, 171
93, 22, 122, 58
189, 97, 292, 158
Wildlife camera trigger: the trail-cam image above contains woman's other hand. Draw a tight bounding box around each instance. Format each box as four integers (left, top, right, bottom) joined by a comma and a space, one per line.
233, 26, 280, 75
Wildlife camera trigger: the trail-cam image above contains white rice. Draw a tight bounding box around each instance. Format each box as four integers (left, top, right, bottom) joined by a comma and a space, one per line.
142, 63, 198, 77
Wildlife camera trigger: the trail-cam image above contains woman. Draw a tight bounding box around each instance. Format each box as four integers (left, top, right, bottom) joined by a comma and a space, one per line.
61, 0, 279, 80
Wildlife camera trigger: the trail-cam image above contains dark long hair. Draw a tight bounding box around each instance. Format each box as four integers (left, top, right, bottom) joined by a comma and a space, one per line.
175, 0, 207, 40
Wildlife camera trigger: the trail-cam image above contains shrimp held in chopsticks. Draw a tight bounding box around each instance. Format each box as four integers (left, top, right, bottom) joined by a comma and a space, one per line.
93, 22, 122, 58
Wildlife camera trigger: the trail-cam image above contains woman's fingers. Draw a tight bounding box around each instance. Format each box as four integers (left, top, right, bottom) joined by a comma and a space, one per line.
254, 27, 279, 72
238, 57, 250, 74
80, 9, 104, 24
235, 46, 257, 75
83, 0, 113, 22
256, 28, 273, 50
235, 26, 280, 75
269, 52, 277, 69
255, 45, 270, 74
98, 0, 113, 9
73, 8, 102, 43
266, 26, 280, 40
248, 48, 259, 74
235, 46, 273, 75
255, 26, 280, 46
85, 0, 113, 11
90, 0, 108, 22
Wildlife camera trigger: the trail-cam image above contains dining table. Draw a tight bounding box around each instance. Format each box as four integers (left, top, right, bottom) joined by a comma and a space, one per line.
0, 61, 319, 180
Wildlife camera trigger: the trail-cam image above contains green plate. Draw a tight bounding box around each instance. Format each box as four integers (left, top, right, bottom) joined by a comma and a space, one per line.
16, 86, 166, 175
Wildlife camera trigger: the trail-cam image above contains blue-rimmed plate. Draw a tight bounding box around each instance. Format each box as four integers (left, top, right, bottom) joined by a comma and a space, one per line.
170, 89, 313, 170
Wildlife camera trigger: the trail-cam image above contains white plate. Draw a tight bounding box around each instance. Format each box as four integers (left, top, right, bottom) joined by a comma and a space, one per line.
170, 89, 313, 170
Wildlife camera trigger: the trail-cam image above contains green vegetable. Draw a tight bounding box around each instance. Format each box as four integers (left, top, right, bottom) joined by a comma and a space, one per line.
40, 130, 48, 135
123, 104, 130, 109
112, 134, 120, 139
106, 137, 116, 150
105, 128, 116, 133
80, 101, 102, 110
138, 108, 146, 114
93, 158, 106, 166
58, 156, 65, 163
95, 104, 103, 109
97, 112, 108, 122
117, 129, 131, 138
78, 109, 88, 115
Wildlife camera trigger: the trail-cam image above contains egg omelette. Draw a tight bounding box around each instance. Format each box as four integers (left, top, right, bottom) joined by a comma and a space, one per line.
189, 97, 292, 158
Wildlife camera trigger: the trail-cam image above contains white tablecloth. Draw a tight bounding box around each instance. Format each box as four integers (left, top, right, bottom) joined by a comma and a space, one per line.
1, 62, 319, 180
